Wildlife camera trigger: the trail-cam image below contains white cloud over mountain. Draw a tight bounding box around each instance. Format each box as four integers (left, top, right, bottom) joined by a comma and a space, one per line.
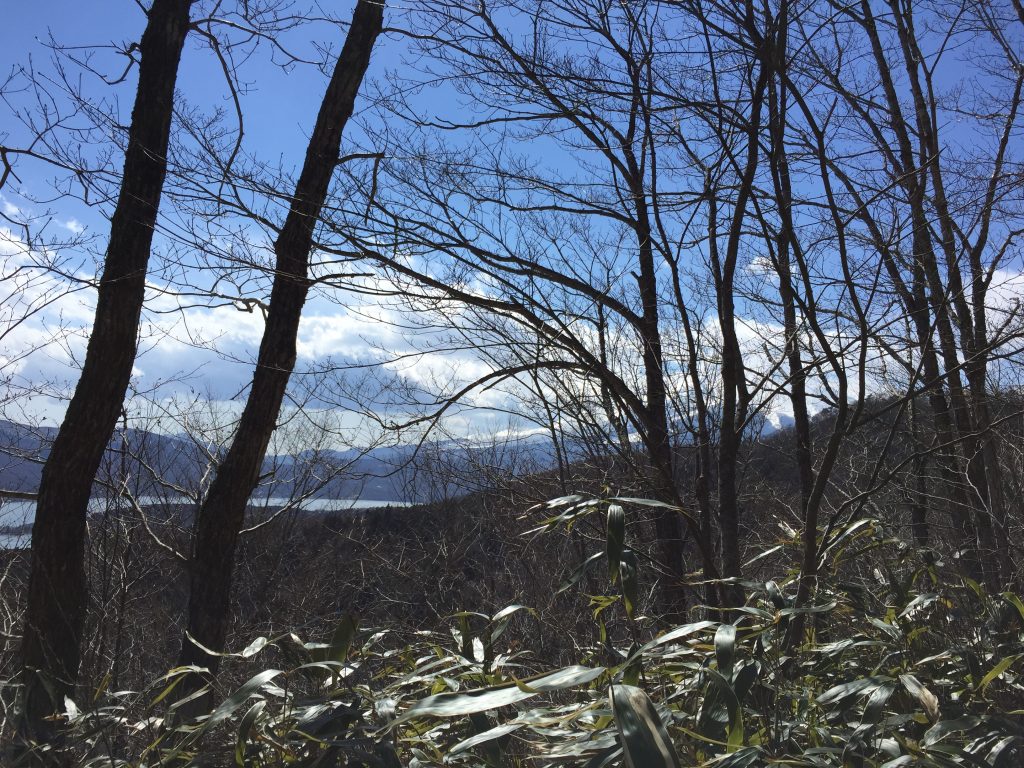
0, 226, 521, 443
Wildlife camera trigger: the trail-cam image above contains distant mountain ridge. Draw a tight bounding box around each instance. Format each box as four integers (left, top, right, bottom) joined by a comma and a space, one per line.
0, 420, 414, 503
0, 412, 797, 508
0, 420, 563, 505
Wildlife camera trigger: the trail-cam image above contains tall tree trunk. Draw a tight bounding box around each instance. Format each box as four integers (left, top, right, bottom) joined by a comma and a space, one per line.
910, 255, 985, 582
887, 0, 1002, 587
630, 169, 688, 623
176, 0, 383, 697
714, 52, 767, 608
853, 0, 986, 584
909, 395, 930, 547
766, 39, 817, 645
677, 282, 720, 610
18, 0, 192, 744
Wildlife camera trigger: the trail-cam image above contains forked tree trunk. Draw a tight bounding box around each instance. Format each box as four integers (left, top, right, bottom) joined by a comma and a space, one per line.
854, 0, 987, 585
176, 0, 383, 694
715, 56, 768, 608
18, 0, 192, 744
628, 170, 689, 623
766, 48, 817, 647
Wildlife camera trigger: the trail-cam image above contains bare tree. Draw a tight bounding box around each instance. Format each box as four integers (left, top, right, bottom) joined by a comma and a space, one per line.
321, 0, 807, 611
311, 0, 1024, 616
16, 0, 193, 743
176, 0, 384, 700
801, 0, 1024, 587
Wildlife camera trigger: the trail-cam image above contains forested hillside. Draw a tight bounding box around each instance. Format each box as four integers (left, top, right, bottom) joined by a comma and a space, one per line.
1, 0, 1024, 765
0, 419, 551, 506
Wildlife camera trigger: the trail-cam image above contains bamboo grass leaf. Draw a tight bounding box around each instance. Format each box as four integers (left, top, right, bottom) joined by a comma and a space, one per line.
609, 684, 681, 768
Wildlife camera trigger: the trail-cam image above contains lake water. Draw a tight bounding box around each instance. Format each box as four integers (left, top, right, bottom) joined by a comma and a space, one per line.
0, 496, 412, 550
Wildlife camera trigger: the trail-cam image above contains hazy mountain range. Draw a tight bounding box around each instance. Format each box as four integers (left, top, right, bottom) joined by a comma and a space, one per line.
0, 420, 562, 507
0, 411, 793, 517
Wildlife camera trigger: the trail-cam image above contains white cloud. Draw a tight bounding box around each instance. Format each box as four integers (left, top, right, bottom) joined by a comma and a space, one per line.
987, 268, 1024, 316
12, 215, 975, 446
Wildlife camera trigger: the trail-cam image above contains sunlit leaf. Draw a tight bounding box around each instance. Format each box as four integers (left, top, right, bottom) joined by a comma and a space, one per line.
609, 684, 681, 768
818, 676, 892, 708
240, 636, 268, 658
979, 655, 1021, 693
607, 503, 625, 583
204, 669, 283, 731
923, 716, 981, 746
235, 700, 266, 766
715, 624, 737, 679
449, 721, 525, 755
899, 673, 940, 722
397, 665, 606, 722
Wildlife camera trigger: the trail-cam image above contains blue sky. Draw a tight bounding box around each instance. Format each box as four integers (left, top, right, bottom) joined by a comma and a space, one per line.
0, 2, 519, 444
6, 2, 1020, 450
1, 1, 376, 221
0, 1, 897, 444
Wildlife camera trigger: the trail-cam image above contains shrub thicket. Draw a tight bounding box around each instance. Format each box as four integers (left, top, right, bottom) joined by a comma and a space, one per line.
14, 498, 1024, 767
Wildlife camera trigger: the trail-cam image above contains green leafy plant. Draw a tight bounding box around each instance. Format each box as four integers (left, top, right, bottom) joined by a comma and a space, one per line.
19, 497, 1024, 767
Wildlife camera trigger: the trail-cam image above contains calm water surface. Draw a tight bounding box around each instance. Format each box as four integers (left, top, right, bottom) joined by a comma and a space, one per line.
0, 496, 411, 549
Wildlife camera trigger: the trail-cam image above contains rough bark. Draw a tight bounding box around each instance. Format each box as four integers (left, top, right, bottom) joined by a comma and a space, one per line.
18, 0, 192, 744
766, 43, 817, 645
854, 0, 986, 583
909, 397, 930, 547
176, 0, 383, 691
715, 52, 768, 608
629, 165, 688, 623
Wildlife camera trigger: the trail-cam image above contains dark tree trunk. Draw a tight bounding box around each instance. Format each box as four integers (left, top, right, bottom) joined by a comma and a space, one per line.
18, 0, 192, 744
766, 44, 817, 646
666, 244, 720, 610
909, 396, 930, 547
176, 0, 383, 695
854, 0, 986, 584
887, 0, 1001, 586
715, 56, 768, 608
629, 172, 688, 624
